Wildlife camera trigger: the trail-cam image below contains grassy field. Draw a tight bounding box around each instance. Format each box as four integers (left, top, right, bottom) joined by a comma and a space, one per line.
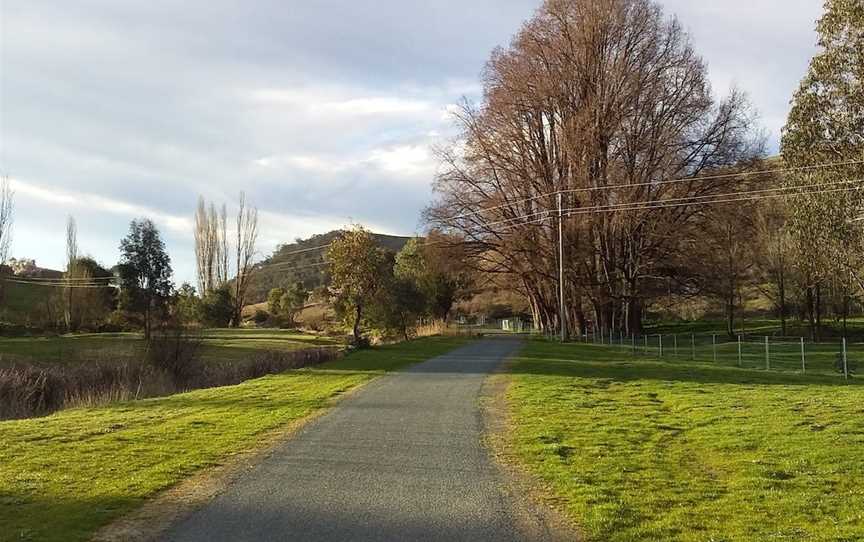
646, 316, 864, 340
0, 328, 340, 366
505, 339, 864, 542
583, 332, 863, 377
0, 335, 466, 542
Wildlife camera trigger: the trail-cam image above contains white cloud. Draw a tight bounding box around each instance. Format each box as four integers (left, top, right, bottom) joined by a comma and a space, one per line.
366, 145, 433, 175
249, 88, 433, 117
254, 144, 436, 178
10, 177, 192, 234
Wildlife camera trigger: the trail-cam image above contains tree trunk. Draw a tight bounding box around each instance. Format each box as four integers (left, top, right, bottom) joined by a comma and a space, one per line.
726, 295, 734, 338
815, 283, 822, 342
627, 297, 643, 335
806, 286, 816, 342
353, 304, 362, 345
144, 300, 151, 341
778, 269, 787, 336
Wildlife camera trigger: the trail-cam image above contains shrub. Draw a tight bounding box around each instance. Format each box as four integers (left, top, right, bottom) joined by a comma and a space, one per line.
146, 323, 203, 387
253, 309, 269, 324
198, 287, 234, 327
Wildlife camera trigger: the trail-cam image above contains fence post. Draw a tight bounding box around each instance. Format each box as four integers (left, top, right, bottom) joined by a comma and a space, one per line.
737, 335, 742, 367
632, 333, 636, 355
643, 334, 648, 355
712, 334, 717, 362
673, 334, 678, 356
765, 336, 770, 370
843, 337, 849, 380
600, 327, 604, 344
659, 334, 663, 357
801, 337, 806, 373
691, 333, 695, 361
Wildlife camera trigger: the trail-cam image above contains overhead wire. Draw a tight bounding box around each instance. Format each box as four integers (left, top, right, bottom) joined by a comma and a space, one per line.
487, 181, 864, 235
474, 177, 864, 231
437, 158, 864, 222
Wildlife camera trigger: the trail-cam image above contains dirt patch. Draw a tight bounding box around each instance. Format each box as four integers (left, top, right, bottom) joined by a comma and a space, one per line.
480, 362, 582, 542
91, 386, 362, 542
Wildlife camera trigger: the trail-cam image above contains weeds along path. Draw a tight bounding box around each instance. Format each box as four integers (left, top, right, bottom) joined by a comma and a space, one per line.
161, 338, 563, 542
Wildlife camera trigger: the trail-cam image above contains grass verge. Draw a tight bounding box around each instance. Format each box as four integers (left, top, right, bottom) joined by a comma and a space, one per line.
0, 336, 466, 542
505, 339, 864, 542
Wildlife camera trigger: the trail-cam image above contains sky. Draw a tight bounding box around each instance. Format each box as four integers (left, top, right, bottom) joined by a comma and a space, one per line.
0, 0, 824, 285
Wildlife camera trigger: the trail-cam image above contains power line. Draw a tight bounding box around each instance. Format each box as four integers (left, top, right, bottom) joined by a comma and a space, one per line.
277, 244, 332, 257
259, 236, 449, 272
478, 177, 864, 231
438, 158, 864, 222
11, 276, 116, 283
488, 182, 864, 235
2, 278, 118, 288
259, 260, 331, 272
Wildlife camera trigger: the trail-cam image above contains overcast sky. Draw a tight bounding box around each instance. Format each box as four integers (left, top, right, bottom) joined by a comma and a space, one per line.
0, 0, 824, 285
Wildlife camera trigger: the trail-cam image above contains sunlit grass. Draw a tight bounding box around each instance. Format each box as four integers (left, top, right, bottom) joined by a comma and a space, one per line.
506, 339, 864, 541
0, 336, 466, 542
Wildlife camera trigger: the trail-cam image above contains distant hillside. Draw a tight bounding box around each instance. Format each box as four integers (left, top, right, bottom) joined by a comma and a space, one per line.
0, 265, 63, 326
246, 231, 413, 304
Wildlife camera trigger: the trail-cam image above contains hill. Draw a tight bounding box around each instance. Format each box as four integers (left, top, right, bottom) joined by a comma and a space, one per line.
0, 265, 63, 327
246, 231, 413, 304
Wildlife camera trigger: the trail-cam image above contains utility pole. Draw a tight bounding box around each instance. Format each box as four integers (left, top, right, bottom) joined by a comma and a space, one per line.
558, 191, 565, 343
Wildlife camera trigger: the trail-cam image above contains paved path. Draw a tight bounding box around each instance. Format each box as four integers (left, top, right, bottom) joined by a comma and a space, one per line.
162, 338, 555, 542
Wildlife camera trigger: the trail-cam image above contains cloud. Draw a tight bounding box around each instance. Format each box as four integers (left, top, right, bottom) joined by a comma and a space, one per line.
9, 177, 193, 234
251, 89, 433, 116
255, 144, 435, 179
0, 0, 823, 283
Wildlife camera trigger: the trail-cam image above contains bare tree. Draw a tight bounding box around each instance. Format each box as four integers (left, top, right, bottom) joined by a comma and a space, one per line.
194, 197, 229, 295
0, 176, 13, 266
754, 199, 793, 336
0, 176, 13, 305
231, 192, 258, 327
427, 0, 763, 337
64, 216, 79, 331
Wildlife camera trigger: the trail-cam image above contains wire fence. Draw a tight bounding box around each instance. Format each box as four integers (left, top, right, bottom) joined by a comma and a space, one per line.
559, 329, 859, 379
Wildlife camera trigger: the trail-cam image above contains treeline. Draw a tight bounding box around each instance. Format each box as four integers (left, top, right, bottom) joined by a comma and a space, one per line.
0, 191, 262, 338
426, 0, 864, 341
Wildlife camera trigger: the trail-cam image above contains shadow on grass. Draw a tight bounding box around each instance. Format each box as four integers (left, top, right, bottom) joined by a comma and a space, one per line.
0, 491, 142, 542
315, 336, 856, 387
506, 341, 861, 388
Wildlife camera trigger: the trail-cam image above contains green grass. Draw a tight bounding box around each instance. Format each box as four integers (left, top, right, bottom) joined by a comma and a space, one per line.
593, 332, 861, 376
0, 328, 341, 366
0, 336, 466, 542
506, 340, 864, 541
647, 316, 864, 340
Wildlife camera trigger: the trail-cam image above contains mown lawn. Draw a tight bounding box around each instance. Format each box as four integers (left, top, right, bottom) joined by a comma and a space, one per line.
0, 336, 466, 542
506, 340, 864, 542
0, 328, 340, 366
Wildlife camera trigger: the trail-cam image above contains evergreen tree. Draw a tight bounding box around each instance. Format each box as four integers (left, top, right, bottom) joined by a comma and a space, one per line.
781, 0, 864, 338
117, 219, 173, 339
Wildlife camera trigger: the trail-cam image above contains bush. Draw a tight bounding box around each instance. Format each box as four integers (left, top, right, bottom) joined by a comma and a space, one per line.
253, 309, 269, 324
146, 323, 203, 387
198, 287, 234, 327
